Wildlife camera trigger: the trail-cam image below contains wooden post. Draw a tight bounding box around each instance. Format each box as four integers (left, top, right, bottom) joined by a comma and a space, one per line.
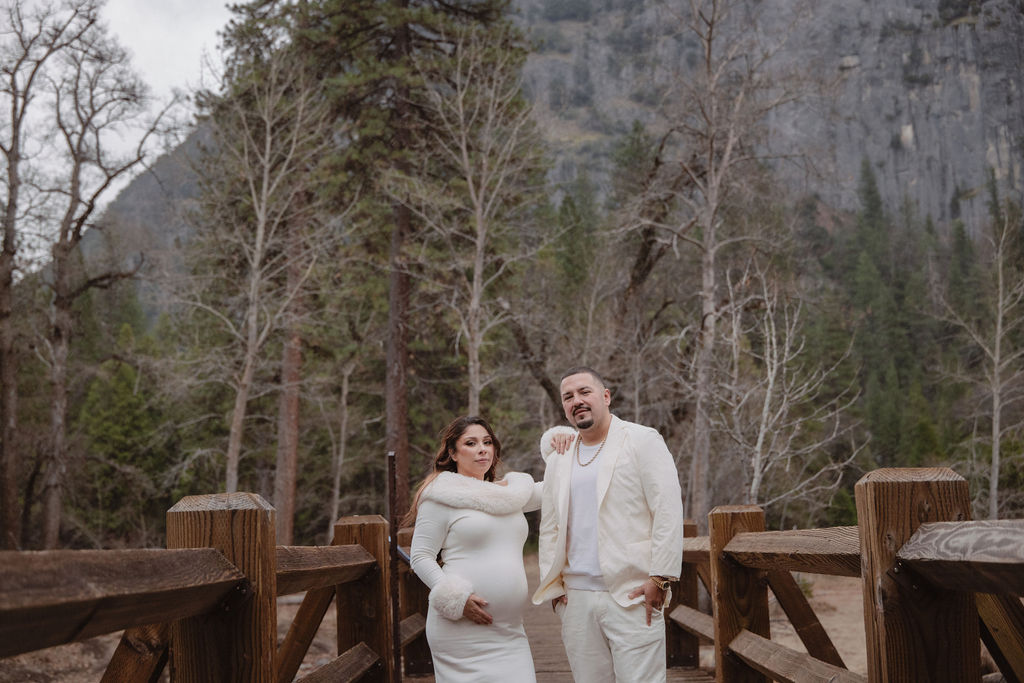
855, 467, 978, 682
334, 515, 394, 683
667, 519, 700, 668
709, 505, 769, 683
397, 527, 432, 675
166, 493, 277, 683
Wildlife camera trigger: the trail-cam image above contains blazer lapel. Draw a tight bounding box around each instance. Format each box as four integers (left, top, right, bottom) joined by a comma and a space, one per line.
596, 416, 624, 506
557, 448, 573, 524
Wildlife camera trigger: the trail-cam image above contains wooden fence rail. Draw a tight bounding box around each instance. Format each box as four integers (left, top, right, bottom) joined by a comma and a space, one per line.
2, 467, 1023, 683
665, 467, 1024, 683
0, 493, 424, 683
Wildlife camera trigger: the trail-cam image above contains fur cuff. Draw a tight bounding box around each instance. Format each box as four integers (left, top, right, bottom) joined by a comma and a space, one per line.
429, 574, 473, 620
539, 426, 578, 463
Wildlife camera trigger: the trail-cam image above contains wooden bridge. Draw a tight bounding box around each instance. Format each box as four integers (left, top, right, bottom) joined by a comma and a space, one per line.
1, 467, 1023, 682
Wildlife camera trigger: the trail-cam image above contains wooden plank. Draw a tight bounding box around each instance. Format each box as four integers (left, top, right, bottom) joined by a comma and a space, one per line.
766, 570, 845, 668
668, 519, 700, 668
277, 586, 335, 683
726, 527, 860, 577
0, 548, 243, 658
167, 492, 278, 683
710, 505, 770, 683
683, 535, 710, 564
855, 468, 978, 683
977, 593, 1024, 683
696, 561, 712, 596
399, 613, 426, 647
728, 629, 867, 683
334, 515, 393, 683
295, 642, 379, 683
668, 604, 715, 641
896, 520, 1024, 596
100, 622, 170, 683
275, 545, 375, 596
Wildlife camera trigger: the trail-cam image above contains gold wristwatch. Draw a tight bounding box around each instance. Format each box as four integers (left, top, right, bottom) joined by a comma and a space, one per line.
649, 575, 672, 591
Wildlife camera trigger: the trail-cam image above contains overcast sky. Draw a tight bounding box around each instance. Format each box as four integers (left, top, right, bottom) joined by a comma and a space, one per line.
101, 0, 233, 103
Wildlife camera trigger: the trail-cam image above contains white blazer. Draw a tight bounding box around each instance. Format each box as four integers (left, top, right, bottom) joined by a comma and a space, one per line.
531, 415, 684, 607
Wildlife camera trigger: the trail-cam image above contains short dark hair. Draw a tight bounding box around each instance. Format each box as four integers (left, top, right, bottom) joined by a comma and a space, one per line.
560, 366, 606, 388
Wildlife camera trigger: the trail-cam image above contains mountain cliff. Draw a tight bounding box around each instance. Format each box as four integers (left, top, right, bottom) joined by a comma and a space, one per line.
515, 0, 1024, 231
92, 0, 1024, 275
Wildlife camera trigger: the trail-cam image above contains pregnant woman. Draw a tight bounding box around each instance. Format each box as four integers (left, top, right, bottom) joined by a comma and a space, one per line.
406, 415, 542, 682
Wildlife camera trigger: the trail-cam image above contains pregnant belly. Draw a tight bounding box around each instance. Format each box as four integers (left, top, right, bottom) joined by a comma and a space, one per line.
447, 555, 528, 624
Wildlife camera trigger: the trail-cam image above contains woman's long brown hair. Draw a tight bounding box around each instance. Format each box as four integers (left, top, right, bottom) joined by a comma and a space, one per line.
402, 416, 502, 526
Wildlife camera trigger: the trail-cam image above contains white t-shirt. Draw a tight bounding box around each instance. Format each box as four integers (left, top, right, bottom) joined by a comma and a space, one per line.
564, 441, 606, 591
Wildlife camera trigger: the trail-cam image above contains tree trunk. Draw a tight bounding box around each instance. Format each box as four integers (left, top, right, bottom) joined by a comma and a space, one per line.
274, 222, 304, 545
0, 236, 17, 549
690, 224, 718, 532
990, 285, 1003, 521
225, 352, 257, 494
0, 131, 20, 549
41, 244, 73, 548
274, 324, 302, 543
387, 0, 412, 518
467, 226, 485, 416
386, 203, 411, 517
327, 361, 355, 543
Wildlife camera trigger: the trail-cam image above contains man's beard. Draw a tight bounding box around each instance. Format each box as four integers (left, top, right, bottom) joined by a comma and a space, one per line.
573, 413, 594, 429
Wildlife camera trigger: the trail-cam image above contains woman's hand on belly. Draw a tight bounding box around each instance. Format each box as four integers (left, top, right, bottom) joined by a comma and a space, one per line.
462, 593, 493, 625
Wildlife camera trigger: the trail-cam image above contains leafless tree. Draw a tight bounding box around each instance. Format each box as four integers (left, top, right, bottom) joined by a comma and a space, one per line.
628, 0, 818, 527
383, 24, 548, 415
713, 254, 861, 510
933, 199, 1024, 519
0, 0, 99, 549
180, 45, 337, 499
1, 0, 171, 548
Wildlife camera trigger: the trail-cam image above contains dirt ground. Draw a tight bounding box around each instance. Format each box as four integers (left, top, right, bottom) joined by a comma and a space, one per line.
763, 573, 868, 675
0, 568, 867, 681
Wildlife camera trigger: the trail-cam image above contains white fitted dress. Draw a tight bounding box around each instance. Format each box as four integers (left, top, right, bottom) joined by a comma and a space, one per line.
410, 471, 542, 682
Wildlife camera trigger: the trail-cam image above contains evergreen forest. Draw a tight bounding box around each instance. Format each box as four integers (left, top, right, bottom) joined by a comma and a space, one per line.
1, 0, 1022, 551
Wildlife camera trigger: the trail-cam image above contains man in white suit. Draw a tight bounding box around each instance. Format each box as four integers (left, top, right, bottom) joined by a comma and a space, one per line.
532, 367, 684, 683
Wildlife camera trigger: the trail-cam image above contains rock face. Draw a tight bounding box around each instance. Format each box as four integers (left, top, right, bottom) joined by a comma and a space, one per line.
517, 0, 1024, 231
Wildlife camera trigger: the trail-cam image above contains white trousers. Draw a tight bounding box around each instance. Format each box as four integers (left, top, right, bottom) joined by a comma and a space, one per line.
556, 588, 667, 683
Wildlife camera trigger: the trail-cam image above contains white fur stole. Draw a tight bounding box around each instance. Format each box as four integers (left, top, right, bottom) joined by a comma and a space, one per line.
421, 470, 535, 515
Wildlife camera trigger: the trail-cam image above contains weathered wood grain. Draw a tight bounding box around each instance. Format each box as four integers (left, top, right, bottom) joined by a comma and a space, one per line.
275, 545, 375, 596
855, 467, 978, 682
277, 585, 335, 683
726, 527, 860, 577
334, 515, 393, 683
709, 505, 770, 683
0, 547, 242, 658
683, 535, 710, 564
766, 570, 845, 668
668, 520, 700, 668
294, 642, 379, 683
728, 629, 867, 683
668, 604, 715, 641
399, 613, 426, 646
100, 622, 170, 683
977, 592, 1024, 683
896, 520, 1024, 596
167, 492, 278, 682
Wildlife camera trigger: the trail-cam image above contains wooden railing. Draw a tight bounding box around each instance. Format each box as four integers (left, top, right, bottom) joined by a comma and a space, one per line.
666, 467, 1024, 683
3, 468, 1023, 682
0, 492, 432, 683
